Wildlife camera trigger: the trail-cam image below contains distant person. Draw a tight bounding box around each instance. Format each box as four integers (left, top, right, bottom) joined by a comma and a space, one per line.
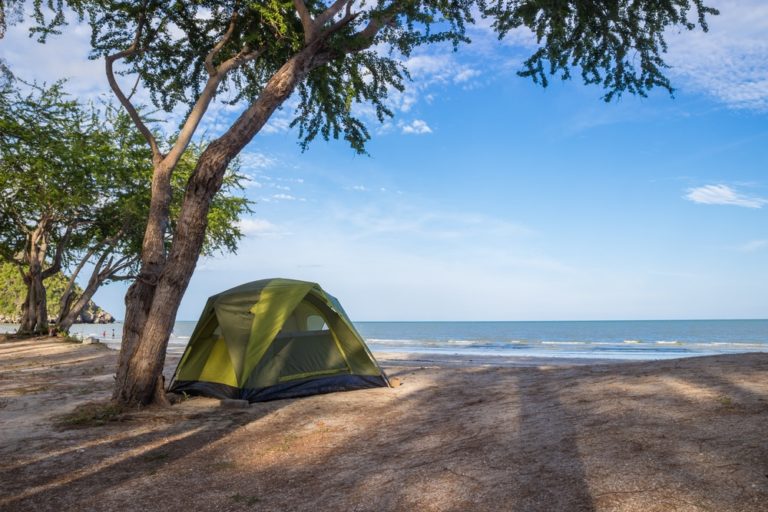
112, 329, 115, 338
103, 330, 107, 338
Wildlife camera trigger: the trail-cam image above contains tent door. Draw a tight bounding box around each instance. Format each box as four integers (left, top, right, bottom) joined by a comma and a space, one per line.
270, 331, 349, 383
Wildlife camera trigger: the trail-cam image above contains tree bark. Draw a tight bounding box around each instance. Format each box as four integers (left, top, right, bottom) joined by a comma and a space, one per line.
112, 49, 317, 405
113, 161, 174, 400
57, 274, 99, 333
18, 224, 49, 334
55, 245, 97, 327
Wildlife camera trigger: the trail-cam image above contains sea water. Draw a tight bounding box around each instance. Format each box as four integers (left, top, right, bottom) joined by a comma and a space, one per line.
3, 319, 766, 361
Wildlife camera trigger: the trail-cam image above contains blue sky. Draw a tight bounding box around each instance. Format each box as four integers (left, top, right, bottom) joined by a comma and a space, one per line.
2, 0, 767, 321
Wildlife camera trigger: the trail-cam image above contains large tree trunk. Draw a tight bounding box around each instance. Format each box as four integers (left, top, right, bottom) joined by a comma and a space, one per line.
18, 272, 48, 334
113, 161, 175, 401
112, 51, 315, 406
18, 225, 49, 335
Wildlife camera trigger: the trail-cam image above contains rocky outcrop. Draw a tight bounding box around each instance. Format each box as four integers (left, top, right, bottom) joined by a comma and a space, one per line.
0, 300, 114, 324
76, 302, 115, 324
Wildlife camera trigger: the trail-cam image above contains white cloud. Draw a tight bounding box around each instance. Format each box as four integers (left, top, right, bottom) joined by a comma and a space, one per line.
666, 0, 768, 110
349, 185, 369, 192
738, 239, 768, 252
405, 54, 481, 86
400, 119, 432, 135
685, 184, 767, 208
454, 68, 481, 83
262, 115, 292, 134
239, 151, 276, 171
242, 174, 263, 188
238, 218, 278, 236
271, 193, 297, 201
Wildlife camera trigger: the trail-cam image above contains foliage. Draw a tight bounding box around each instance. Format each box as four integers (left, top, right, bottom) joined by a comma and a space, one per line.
0, 80, 101, 263
487, 0, 719, 101
21, 0, 717, 153
168, 141, 252, 257
0, 79, 250, 330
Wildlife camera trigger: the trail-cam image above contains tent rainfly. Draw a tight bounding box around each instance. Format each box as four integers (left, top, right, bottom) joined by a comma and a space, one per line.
168, 278, 390, 402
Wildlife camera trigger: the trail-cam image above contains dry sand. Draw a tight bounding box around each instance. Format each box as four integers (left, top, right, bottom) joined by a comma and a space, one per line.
1, 336, 766, 512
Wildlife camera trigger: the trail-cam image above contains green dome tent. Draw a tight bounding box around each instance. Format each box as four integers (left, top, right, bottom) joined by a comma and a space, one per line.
168, 278, 390, 402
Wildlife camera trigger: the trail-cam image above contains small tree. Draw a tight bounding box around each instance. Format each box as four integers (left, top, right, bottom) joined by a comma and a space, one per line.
55, 138, 251, 333
0, 80, 102, 334
21, 0, 717, 405
0, 81, 251, 335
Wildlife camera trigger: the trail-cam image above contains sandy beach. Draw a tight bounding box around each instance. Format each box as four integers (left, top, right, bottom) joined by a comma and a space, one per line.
1, 336, 767, 512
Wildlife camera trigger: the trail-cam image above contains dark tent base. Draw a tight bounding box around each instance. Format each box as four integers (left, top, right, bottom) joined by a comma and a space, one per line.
169, 373, 389, 403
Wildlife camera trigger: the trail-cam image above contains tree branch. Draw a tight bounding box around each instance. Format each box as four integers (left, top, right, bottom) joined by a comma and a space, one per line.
163, 44, 263, 169
293, 0, 316, 42
204, 9, 239, 76
322, 5, 358, 38
317, 0, 353, 28
109, 274, 138, 282
356, 10, 395, 43
105, 12, 162, 162
59, 242, 99, 306
41, 224, 73, 279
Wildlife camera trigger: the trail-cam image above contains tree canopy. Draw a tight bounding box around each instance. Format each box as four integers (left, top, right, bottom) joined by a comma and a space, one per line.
0, 79, 252, 332
23, 0, 717, 153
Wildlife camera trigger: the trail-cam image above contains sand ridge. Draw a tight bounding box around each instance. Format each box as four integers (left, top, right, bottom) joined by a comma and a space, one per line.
1, 336, 767, 511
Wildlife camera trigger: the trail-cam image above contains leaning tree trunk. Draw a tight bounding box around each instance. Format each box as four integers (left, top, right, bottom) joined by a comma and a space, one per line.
113, 161, 175, 401
55, 245, 96, 328
112, 51, 314, 406
57, 276, 100, 333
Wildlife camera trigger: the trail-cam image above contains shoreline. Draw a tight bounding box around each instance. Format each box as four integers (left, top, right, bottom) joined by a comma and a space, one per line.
1, 336, 767, 511
374, 351, 632, 368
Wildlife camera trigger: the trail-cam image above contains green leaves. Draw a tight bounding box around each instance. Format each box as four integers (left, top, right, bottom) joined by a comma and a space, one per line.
485, 0, 719, 101
0, 79, 249, 276
20, 0, 717, 150
168, 140, 253, 257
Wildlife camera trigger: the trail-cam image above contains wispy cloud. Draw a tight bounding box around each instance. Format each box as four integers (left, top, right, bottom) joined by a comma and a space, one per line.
666, 0, 768, 111
271, 193, 297, 201
685, 184, 767, 208
242, 175, 263, 188
239, 151, 277, 171
400, 119, 432, 135
238, 218, 278, 236
738, 239, 768, 252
